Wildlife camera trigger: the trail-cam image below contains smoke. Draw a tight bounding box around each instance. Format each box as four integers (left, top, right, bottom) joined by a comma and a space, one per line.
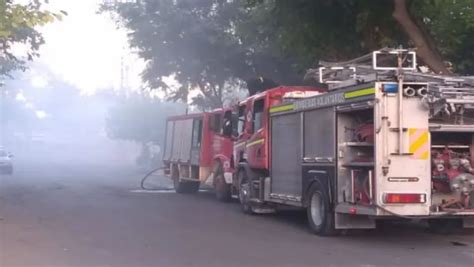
0, 71, 175, 170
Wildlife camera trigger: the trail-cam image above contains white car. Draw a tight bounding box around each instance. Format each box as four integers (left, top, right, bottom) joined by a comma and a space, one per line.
0, 149, 13, 175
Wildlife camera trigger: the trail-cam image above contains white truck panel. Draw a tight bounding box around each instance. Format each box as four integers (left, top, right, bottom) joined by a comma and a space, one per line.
169, 119, 194, 163
375, 83, 432, 216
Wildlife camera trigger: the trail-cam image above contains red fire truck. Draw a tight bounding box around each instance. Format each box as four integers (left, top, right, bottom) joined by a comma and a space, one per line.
162, 86, 323, 200
164, 49, 474, 236
232, 49, 474, 235
162, 108, 234, 201
231, 86, 325, 208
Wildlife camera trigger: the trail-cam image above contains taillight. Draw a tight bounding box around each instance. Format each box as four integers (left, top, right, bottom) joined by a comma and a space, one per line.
383, 193, 426, 204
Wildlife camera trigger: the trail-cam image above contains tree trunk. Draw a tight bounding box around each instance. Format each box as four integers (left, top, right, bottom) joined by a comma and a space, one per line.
392, 0, 451, 74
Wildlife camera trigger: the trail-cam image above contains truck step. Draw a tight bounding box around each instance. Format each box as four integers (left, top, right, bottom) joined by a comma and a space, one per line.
252, 207, 276, 214
249, 198, 263, 204
248, 198, 276, 213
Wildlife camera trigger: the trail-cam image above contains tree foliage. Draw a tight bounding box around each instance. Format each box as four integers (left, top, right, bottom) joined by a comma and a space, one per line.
103, 1, 243, 108
104, 0, 474, 109
410, 0, 474, 74
245, 0, 474, 75
0, 0, 65, 79
102, 0, 305, 109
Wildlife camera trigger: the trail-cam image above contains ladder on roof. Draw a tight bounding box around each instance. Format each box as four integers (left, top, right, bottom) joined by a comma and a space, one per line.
306, 48, 474, 109
308, 48, 473, 86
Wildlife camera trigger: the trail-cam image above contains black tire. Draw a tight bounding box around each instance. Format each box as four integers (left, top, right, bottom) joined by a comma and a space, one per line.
173, 178, 200, 194
214, 163, 231, 202
238, 169, 254, 214
306, 183, 336, 236
172, 165, 199, 194
185, 181, 200, 193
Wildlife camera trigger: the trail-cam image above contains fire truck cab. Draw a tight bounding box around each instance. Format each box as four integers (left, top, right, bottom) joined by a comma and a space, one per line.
233, 86, 326, 170
163, 108, 234, 200
231, 86, 326, 208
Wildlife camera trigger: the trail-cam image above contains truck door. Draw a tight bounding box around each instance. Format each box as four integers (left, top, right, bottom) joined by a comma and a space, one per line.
209, 111, 230, 158
190, 118, 203, 165
233, 104, 248, 165
375, 83, 431, 216
208, 110, 234, 173
247, 98, 266, 169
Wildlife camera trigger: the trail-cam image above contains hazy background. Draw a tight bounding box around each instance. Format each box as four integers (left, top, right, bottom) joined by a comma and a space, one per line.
2, 0, 473, 170
0, 0, 183, 169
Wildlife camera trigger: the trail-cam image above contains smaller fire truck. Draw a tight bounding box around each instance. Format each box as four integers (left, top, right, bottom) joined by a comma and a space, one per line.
162, 108, 234, 201
161, 86, 323, 199
231, 49, 474, 235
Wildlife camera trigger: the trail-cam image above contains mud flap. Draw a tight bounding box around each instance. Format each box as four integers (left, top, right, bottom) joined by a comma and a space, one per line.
335, 213, 375, 229
463, 217, 474, 228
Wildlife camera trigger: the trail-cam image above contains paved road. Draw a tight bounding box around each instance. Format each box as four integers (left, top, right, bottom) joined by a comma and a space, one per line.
1, 161, 473, 267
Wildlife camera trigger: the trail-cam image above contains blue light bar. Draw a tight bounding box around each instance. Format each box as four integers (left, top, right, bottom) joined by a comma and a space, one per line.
382, 83, 398, 93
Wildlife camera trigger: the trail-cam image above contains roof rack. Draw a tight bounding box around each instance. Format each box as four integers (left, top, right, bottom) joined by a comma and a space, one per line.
305, 48, 474, 118
305, 48, 474, 90
305, 49, 412, 87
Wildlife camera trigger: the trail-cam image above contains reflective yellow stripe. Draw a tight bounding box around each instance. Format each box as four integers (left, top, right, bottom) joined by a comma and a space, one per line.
410, 131, 428, 152
234, 142, 246, 148
419, 150, 430, 160
344, 88, 375, 99
269, 104, 294, 113
246, 138, 264, 148
409, 128, 429, 160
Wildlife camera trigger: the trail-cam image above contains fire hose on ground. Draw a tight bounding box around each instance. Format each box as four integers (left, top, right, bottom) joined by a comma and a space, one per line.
140, 167, 165, 190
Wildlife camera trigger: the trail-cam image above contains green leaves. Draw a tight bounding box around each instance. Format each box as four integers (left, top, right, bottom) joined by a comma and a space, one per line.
0, 0, 64, 79
246, 0, 474, 74
102, 0, 307, 109
409, 0, 474, 73
102, 0, 474, 109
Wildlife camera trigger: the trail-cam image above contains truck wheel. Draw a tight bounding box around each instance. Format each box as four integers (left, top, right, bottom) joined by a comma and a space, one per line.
307, 183, 336, 236
238, 169, 254, 214
173, 179, 200, 194
173, 175, 185, 193
172, 165, 199, 194
185, 181, 200, 193
214, 163, 231, 202
172, 166, 184, 193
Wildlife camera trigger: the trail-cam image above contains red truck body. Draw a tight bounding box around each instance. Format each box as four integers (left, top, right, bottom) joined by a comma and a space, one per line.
163, 86, 325, 197
162, 108, 234, 194
163, 49, 474, 236
233, 86, 326, 172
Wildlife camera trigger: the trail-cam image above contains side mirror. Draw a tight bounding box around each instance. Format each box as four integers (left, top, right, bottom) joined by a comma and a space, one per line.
8, 153, 13, 158
223, 118, 232, 137
231, 113, 239, 138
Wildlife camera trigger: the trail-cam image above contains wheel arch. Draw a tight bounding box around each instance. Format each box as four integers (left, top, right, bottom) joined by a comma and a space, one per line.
303, 174, 334, 208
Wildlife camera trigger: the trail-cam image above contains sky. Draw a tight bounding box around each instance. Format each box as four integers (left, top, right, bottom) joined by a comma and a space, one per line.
32, 0, 144, 94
